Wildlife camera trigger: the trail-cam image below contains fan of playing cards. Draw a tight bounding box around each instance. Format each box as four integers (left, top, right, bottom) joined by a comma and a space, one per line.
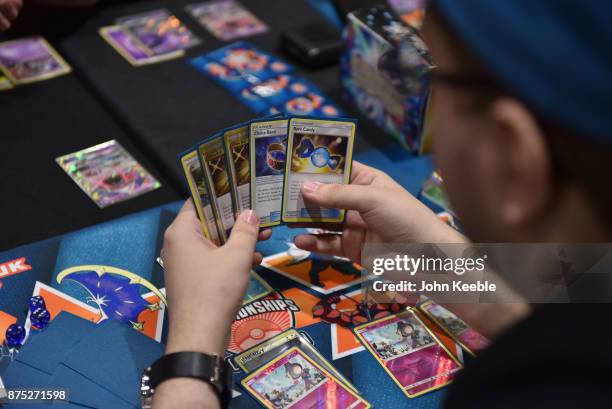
179, 115, 356, 244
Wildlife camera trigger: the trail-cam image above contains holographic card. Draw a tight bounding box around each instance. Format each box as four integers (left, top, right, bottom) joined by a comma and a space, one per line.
242, 347, 370, 409
56, 140, 161, 208
354, 309, 462, 398
0, 37, 71, 84
116, 9, 201, 56
282, 117, 355, 223
186, 0, 268, 41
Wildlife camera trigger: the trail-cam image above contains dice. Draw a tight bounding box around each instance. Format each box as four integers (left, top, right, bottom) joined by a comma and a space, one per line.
5, 324, 26, 348
31, 307, 51, 330
28, 295, 46, 312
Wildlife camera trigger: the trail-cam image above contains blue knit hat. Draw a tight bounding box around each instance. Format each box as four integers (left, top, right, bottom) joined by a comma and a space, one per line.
434, 0, 612, 143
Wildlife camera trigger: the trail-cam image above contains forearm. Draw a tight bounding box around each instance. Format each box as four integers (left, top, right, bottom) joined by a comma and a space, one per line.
153, 378, 220, 409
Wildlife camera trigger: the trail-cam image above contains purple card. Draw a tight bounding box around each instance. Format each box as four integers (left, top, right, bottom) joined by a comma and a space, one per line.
100, 25, 183, 66
186, 0, 268, 41
354, 309, 461, 398
116, 9, 201, 56
0, 37, 71, 84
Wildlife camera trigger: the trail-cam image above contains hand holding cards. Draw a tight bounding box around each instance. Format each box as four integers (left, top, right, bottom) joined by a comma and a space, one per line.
179, 115, 357, 243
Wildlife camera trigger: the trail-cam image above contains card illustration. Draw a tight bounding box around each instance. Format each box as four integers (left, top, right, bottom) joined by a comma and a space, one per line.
186, 0, 268, 41
223, 124, 251, 213
0, 37, 71, 84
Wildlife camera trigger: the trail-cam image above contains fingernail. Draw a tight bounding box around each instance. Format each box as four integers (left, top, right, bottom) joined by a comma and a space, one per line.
241, 210, 259, 226
302, 181, 321, 194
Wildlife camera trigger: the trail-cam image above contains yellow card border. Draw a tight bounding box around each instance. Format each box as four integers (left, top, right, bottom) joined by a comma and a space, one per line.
198, 137, 231, 243
179, 150, 215, 242
98, 25, 184, 67
222, 125, 250, 216
418, 300, 477, 357
241, 346, 371, 409
281, 118, 355, 223
353, 308, 463, 399
0, 37, 72, 85
248, 119, 288, 228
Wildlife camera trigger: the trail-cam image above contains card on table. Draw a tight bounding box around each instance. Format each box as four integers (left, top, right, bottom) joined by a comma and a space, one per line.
249, 117, 288, 228
282, 117, 355, 223
223, 123, 251, 214
116, 9, 201, 56
186, 0, 268, 41
198, 135, 236, 242
354, 308, 462, 398
234, 329, 358, 394
179, 149, 222, 245
0, 73, 13, 91
273, 93, 344, 118
56, 140, 161, 208
0, 37, 71, 84
242, 346, 370, 409
418, 299, 489, 356
99, 25, 184, 66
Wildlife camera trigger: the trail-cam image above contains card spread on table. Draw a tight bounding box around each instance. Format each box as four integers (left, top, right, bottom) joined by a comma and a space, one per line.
282, 117, 355, 223
353, 309, 462, 398
418, 299, 490, 356
0, 37, 71, 84
56, 140, 161, 208
190, 41, 345, 118
100, 9, 200, 65
186, 0, 268, 41
198, 135, 236, 242
234, 329, 358, 394
223, 123, 251, 214
179, 149, 222, 245
249, 117, 288, 228
241, 347, 370, 409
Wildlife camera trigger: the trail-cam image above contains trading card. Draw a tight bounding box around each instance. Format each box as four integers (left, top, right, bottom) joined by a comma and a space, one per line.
190, 55, 251, 92
223, 123, 251, 214
242, 347, 370, 409
0, 73, 13, 91
99, 25, 184, 66
282, 117, 355, 223
418, 300, 489, 356
243, 270, 273, 304
186, 0, 268, 41
116, 9, 201, 56
179, 149, 222, 245
354, 309, 462, 398
198, 135, 236, 241
206, 41, 293, 82
56, 140, 161, 208
234, 329, 358, 393
249, 118, 288, 227
0, 37, 71, 84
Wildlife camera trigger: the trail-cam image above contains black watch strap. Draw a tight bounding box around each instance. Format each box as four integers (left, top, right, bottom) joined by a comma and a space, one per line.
148, 352, 232, 408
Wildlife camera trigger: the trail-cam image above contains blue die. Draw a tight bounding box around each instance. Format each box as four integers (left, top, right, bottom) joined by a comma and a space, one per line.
31, 308, 51, 329
5, 324, 26, 348
28, 295, 46, 312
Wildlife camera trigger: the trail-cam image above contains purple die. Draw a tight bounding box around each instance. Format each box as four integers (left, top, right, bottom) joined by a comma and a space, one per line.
28, 295, 46, 312
31, 308, 51, 329
5, 324, 26, 348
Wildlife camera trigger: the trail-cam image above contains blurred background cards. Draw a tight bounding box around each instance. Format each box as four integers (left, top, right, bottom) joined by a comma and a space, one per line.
187, 0, 268, 41
100, 9, 201, 66
0, 37, 71, 85
56, 140, 161, 208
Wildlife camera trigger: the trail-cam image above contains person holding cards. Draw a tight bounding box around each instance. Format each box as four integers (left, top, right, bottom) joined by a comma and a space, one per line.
153, 0, 612, 408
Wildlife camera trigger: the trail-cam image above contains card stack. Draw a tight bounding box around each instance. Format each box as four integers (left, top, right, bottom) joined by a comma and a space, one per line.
0, 37, 71, 90
100, 9, 201, 66
191, 42, 345, 117
180, 114, 356, 244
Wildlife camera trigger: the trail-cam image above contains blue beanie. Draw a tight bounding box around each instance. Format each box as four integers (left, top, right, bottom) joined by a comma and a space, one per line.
434, 0, 612, 143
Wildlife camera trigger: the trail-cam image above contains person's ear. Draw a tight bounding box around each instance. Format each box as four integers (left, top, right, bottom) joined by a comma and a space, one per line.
487, 98, 554, 228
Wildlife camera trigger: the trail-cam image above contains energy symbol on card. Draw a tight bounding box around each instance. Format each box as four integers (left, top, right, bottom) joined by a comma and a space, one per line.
56, 265, 166, 331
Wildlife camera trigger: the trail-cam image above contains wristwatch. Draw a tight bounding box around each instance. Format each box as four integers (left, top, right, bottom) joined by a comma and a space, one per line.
140, 352, 233, 409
